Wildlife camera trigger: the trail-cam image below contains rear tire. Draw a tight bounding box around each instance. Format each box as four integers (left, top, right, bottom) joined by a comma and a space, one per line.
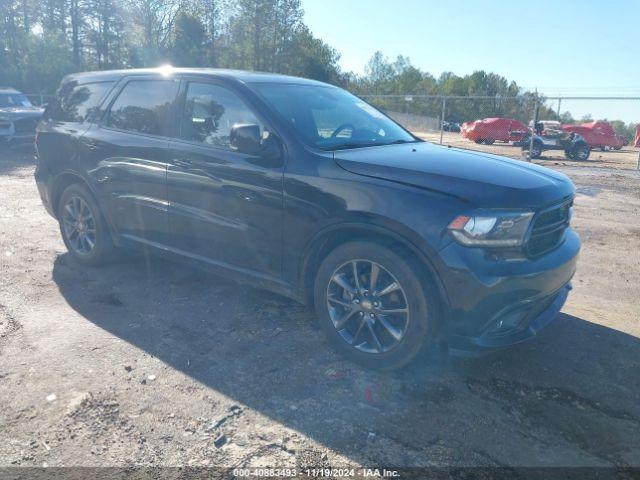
57, 183, 114, 266
483, 138, 495, 145
314, 241, 435, 370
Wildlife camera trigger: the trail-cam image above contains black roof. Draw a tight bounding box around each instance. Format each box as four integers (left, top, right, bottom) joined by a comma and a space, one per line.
64, 67, 332, 88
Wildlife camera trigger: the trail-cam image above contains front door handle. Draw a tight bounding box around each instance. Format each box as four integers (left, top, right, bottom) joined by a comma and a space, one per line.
172, 158, 191, 168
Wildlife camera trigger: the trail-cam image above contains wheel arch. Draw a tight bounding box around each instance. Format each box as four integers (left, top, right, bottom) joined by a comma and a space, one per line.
50, 172, 115, 239
50, 171, 96, 218
299, 220, 450, 323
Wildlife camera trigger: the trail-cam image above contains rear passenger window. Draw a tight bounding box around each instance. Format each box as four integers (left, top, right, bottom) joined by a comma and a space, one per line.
46, 81, 114, 122
106, 80, 178, 136
180, 82, 262, 148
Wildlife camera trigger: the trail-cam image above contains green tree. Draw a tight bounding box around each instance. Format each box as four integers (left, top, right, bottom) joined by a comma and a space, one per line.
171, 12, 206, 67
286, 26, 341, 83
126, 0, 180, 65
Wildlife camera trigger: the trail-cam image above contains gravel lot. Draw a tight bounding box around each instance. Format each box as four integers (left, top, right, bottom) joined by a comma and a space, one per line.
1, 146, 639, 470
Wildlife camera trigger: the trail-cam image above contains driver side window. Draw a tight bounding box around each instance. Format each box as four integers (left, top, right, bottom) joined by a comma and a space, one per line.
180, 82, 262, 149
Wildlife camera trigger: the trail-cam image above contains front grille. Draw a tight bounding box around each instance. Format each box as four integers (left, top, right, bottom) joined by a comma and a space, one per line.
526, 198, 572, 256
13, 117, 39, 134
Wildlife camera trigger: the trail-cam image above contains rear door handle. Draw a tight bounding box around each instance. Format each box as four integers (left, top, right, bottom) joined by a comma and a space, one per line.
84, 140, 99, 151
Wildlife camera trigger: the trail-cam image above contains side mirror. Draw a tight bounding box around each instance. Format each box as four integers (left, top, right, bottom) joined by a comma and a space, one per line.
230, 123, 262, 155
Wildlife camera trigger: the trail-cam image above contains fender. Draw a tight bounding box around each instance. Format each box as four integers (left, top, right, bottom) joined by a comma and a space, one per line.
50, 170, 119, 239
297, 217, 452, 312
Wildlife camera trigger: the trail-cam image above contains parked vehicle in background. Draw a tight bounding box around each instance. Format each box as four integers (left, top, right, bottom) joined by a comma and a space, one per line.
461, 117, 529, 144
522, 122, 591, 160
562, 121, 626, 151
0, 88, 44, 148
35, 68, 580, 370
535, 120, 563, 132
442, 121, 461, 132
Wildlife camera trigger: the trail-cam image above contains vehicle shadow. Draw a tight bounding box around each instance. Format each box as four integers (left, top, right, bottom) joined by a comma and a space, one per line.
51, 252, 640, 467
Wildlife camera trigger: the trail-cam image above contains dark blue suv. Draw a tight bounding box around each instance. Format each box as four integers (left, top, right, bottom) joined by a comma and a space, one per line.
35, 68, 580, 369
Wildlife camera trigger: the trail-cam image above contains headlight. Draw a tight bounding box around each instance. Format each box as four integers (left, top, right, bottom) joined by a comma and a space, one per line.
448, 211, 534, 247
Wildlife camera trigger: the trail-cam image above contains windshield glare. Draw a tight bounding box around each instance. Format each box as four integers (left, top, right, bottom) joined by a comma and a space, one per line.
0, 93, 33, 108
253, 83, 417, 150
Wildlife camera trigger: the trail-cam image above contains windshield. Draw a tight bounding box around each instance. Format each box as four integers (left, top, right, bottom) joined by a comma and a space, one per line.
0, 93, 33, 108
253, 83, 418, 150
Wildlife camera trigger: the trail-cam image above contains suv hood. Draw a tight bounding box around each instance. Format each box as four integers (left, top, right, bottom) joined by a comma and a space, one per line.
333, 142, 575, 208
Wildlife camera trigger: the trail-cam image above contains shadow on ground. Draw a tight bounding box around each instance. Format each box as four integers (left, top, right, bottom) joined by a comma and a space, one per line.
52, 252, 640, 467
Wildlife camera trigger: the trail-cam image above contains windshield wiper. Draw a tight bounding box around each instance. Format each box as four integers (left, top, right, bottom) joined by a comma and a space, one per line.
322, 142, 376, 151
322, 139, 420, 151
381, 139, 420, 146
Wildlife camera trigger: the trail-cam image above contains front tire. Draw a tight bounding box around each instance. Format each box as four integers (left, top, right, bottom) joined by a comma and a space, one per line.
314, 241, 434, 370
571, 144, 591, 161
57, 183, 114, 266
524, 141, 542, 159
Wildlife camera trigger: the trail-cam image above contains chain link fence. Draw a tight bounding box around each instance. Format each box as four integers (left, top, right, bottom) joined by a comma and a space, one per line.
362, 94, 640, 170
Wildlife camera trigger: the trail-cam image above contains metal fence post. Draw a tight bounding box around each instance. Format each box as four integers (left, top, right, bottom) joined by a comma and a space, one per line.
527, 90, 539, 162
439, 96, 446, 145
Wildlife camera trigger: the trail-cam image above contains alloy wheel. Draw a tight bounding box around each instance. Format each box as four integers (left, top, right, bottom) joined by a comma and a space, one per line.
326, 259, 410, 354
61, 195, 97, 256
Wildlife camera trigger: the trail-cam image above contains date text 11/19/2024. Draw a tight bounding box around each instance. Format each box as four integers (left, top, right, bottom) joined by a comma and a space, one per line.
232, 467, 400, 477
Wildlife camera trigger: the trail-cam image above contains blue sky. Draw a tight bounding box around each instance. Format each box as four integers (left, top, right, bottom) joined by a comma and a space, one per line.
301, 0, 639, 123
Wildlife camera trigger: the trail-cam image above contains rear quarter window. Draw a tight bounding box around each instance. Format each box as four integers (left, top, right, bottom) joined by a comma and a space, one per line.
45, 81, 115, 123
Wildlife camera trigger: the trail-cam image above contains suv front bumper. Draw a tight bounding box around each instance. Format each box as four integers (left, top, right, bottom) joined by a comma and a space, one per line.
433, 229, 580, 355
446, 282, 572, 356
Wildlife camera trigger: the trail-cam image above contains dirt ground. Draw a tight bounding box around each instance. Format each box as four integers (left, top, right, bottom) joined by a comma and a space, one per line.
1, 145, 639, 472
417, 131, 640, 171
